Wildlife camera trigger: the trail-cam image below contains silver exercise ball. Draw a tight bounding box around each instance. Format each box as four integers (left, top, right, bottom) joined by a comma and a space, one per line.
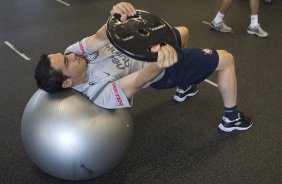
21, 89, 133, 180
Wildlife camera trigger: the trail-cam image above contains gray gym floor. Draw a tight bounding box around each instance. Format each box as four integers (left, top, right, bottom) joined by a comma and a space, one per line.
1, 0, 282, 183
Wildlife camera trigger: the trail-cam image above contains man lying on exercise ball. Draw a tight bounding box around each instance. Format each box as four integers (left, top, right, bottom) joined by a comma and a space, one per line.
34, 2, 252, 132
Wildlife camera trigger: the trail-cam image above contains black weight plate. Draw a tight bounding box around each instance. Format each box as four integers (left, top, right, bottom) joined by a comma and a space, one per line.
106, 10, 177, 62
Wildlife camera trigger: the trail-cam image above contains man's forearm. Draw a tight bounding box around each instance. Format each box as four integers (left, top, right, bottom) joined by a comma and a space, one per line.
86, 24, 110, 52
136, 63, 164, 88
119, 63, 164, 98
119, 44, 178, 98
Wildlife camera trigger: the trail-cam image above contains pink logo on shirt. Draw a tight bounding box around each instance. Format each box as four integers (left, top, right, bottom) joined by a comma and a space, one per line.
79, 41, 99, 64
112, 82, 124, 106
79, 41, 86, 55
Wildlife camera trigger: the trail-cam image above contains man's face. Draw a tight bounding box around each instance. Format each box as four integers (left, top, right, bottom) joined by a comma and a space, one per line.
48, 53, 87, 84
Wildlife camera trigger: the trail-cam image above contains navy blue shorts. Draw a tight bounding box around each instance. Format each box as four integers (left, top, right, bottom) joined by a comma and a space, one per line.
151, 29, 219, 89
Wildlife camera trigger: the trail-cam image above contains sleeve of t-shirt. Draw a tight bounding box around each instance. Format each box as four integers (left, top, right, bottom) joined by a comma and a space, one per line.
87, 81, 132, 109
64, 38, 93, 56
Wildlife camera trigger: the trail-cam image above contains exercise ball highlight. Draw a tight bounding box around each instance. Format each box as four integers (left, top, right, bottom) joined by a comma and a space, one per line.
21, 89, 133, 180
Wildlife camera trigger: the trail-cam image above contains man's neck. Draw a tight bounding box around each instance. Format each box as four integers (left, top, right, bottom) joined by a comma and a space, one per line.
72, 69, 88, 87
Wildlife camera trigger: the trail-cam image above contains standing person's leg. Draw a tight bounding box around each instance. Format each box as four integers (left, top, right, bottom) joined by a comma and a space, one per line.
219, 0, 235, 14
210, 0, 234, 32
215, 50, 252, 132
250, 0, 260, 15
247, 0, 269, 37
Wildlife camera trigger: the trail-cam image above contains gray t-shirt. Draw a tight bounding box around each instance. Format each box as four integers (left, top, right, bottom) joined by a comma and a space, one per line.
64, 38, 164, 109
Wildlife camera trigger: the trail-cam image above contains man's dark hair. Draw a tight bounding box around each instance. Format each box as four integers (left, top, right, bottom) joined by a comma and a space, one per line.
34, 54, 68, 93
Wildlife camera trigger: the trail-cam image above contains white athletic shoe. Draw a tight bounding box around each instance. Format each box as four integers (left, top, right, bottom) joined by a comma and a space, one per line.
210, 21, 233, 33
247, 24, 268, 38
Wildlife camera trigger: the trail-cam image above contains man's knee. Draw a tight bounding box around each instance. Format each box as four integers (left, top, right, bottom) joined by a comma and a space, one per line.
216, 50, 235, 70
224, 50, 234, 65
175, 26, 189, 48
179, 26, 189, 38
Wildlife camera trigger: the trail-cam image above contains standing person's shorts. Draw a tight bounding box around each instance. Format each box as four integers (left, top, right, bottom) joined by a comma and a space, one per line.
151, 28, 219, 89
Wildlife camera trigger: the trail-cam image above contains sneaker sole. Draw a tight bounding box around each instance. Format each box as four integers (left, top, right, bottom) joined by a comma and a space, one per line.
247, 30, 268, 38
218, 121, 253, 132
173, 90, 199, 102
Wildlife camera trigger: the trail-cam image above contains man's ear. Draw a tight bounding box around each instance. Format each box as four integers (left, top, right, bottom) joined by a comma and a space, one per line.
62, 79, 73, 88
